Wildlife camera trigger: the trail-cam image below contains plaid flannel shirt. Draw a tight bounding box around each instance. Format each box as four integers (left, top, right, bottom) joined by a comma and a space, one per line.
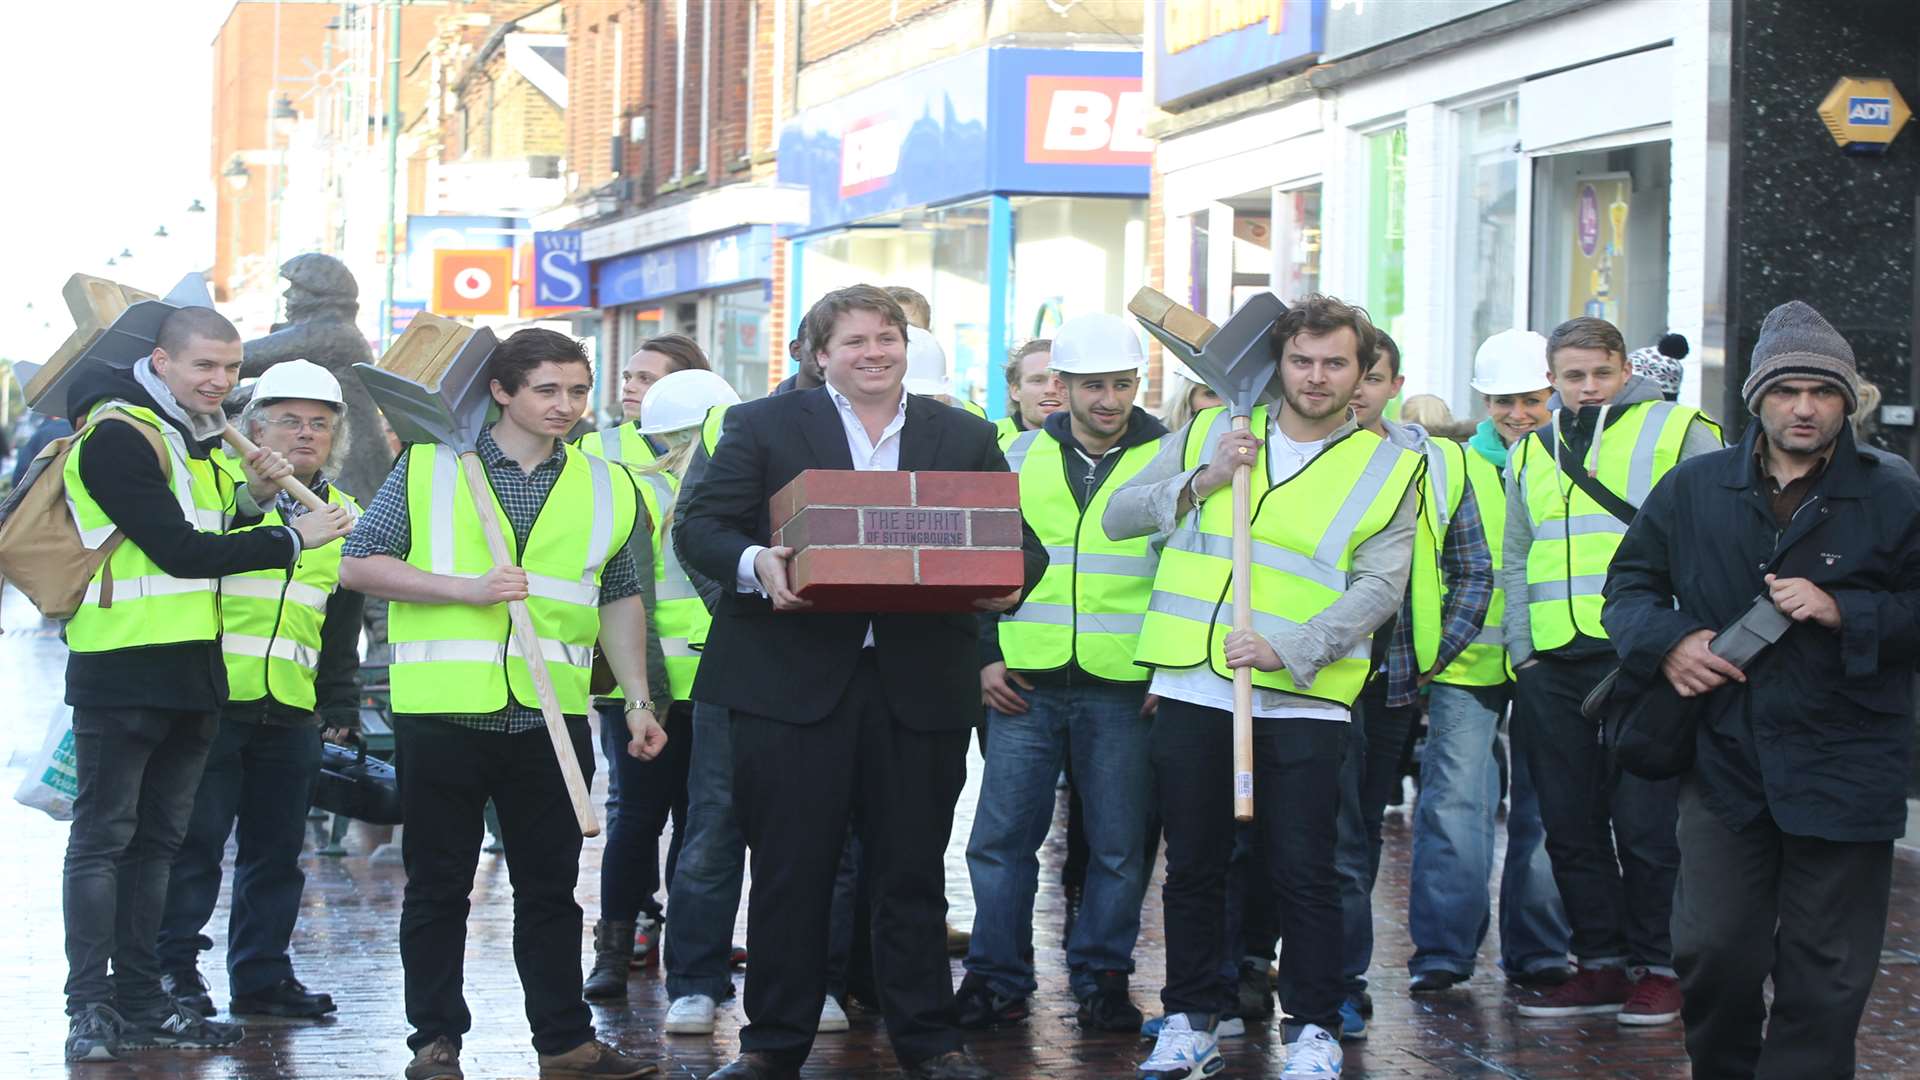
343, 429, 642, 733
1384, 478, 1494, 708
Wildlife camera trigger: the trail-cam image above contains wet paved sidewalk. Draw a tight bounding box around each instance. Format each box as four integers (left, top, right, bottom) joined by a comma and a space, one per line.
5, 592, 1920, 1078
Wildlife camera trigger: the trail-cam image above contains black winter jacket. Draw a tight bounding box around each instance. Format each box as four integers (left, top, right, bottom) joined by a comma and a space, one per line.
1602, 423, 1920, 841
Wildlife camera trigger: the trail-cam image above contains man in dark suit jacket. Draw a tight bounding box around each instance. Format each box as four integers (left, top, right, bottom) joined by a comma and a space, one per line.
678, 285, 1046, 1080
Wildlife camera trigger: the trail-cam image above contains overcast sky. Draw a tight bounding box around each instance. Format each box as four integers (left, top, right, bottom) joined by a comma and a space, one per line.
0, 1, 231, 367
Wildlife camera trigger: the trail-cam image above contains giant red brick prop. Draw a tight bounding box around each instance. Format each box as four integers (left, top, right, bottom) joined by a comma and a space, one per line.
770, 469, 1023, 613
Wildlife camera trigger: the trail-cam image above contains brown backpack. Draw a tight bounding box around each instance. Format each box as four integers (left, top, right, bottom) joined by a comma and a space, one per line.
0, 409, 171, 621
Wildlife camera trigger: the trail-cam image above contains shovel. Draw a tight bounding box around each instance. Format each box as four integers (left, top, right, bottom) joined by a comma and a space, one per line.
1130, 288, 1287, 823
15, 273, 329, 514
354, 315, 599, 837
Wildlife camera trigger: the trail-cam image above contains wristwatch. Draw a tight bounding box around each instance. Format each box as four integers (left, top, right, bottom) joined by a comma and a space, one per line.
622, 698, 657, 716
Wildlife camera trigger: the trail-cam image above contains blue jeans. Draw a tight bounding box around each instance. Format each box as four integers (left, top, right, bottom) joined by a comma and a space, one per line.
964, 681, 1152, 999
157, 717, 323, 995
662, 703, 745, 1002
1408, 684, 1571, 977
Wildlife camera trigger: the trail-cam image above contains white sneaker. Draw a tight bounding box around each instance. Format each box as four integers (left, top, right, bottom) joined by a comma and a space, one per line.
817, 995, 850, 1033
1280, 1023, 1343, 1077
1137, 1012, 1224, 1078
663, 994, 717, 1035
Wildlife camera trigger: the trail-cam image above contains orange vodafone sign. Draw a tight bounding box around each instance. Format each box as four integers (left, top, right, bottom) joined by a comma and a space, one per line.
433, 249, 513, 316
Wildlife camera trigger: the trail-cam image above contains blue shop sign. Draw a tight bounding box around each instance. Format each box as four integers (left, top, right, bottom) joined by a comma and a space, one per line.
777, 48, 1150, 235
533, 231, 588, 307
1154, 0, 1326, 107
595, 226, 773, 308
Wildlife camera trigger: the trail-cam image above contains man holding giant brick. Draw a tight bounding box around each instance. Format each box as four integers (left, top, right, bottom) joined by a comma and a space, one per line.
957, 313, 1167, 1034
678, 285, 1047, 1080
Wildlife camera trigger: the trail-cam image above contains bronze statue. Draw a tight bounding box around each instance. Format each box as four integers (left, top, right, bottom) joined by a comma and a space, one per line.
241, 254, 391, 501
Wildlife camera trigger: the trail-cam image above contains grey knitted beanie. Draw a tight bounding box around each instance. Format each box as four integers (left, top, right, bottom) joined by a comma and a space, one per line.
1742, 300, 1858, 415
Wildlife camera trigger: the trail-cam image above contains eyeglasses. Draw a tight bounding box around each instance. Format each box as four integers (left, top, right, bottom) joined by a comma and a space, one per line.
265, 416, 336, 434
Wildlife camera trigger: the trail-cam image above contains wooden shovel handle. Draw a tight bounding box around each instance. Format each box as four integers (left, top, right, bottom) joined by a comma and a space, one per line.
459, 451, 600, 838
1230, 413, 1255, 823
221, 426, 331, 514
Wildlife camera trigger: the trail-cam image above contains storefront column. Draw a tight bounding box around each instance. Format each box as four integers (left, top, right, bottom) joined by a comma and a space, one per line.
1401, 104, 1446, 397
986, 194, 1013, 420
788, 236, 807, 366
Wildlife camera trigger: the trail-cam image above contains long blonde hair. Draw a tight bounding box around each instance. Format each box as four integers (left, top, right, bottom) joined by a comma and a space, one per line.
638, 430, 698, 536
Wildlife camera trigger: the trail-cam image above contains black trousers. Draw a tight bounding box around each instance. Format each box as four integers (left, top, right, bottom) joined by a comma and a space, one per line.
1672, 779, 1893, 1079
1154, 698, 1346, 1035
732, 653, 969, 1067
595, 700, 692, 923
1512, 654, 1679, 968
396, 715, 596, 1056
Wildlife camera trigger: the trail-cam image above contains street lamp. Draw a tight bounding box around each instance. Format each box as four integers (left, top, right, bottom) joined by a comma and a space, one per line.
224, 157, 250, 190
187, 199, 206, 213
272, 95, 299, 139
154, 225, 169, 238
118, 248, 132, 259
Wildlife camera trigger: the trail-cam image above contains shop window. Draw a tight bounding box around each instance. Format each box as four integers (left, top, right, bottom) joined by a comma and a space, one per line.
1186, 212, 1209, 315
1530, 141, 1670, 357
1224, 189, 1271, 315
1452, 98, 1519, 411
1011, 196, 1146, 338
1274, 185, 1321, 304
1365, 128, 1407, 340
713, 286, 770, 401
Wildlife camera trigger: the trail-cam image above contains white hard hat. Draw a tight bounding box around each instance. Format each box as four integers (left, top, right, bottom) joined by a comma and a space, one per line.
639, 369, 741, 435
1049, 314, 1145, 376
1469, 329, 1552, 396
251, 359, 345, 409
1164, 357, 1204, 386
904, 326, 951, 397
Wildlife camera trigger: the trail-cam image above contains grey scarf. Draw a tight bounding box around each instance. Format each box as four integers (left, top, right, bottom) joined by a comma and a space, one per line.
133, 356, 227, 444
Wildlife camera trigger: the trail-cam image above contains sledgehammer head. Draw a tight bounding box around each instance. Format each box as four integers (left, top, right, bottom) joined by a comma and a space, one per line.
1127, 287, 1286, 419
16, 273, 216, 419
353, 312, 500, 453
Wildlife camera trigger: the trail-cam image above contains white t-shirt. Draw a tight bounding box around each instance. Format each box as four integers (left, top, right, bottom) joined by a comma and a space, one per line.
1148, 415, 1351, 722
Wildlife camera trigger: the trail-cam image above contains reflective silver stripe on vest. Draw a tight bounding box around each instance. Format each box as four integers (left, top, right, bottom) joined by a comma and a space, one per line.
1081, 611, 1146, 635
640, 473, 697, 598
1148, 589, 1366, 661
599, 428, 625, 465
1076, 552, 1158, 576
1313, 438, 1409, 567
526, 572, 601, 607
1005, 429, 1042, 472
1471, 621, 1504, 646
1527, 574, 1609, 604
222, 633, 320, 669
582, 452, 617, 572
1196, 408, 1231, 464
1534, 513, 1629, 542
391, 637, 595, 668
1006, 600, 1074, 626
662, 638, 699, 658
1423, 441, 1454, 532
429, 446, 460, 576
1166, 529, 1346, 594
1626, 402, 1676, 506
1043, 544, 1075, 566
221, 576, 330, 611
84, 574, 215, 604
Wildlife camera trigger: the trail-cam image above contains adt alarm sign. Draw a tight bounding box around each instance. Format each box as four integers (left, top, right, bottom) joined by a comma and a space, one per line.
533, 231, 587, 307
1849, 97, 1893, 125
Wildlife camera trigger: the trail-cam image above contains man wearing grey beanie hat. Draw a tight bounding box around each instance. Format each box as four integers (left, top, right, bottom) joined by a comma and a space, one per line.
1740, 300, 1859, 415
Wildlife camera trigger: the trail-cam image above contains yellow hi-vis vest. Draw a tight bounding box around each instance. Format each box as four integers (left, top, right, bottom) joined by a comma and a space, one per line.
1518, 400, 1720, 651
700, 403, 731, 457
994, 416, 1021, 451
625, 471, 708, 701
221, 483, 362, 711
577, 421, 657, 468
64, 402, 238, 653
388, 442, 638, 715
1431, 448, 1512, 686
997, 429, 1158, 682
1133, 406, 1424, 705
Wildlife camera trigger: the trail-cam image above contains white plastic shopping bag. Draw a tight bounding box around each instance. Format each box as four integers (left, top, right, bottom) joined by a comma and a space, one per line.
14, 705, 77, 820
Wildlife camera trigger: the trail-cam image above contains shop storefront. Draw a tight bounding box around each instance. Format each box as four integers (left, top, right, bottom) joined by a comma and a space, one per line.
777, 47, 1150, 416
590, 226, 775, 416
1152, 0, 1716, 417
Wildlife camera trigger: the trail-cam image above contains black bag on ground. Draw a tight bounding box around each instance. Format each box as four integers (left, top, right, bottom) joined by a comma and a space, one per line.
1583, 595, 1793, 781
313, 737, 402, 825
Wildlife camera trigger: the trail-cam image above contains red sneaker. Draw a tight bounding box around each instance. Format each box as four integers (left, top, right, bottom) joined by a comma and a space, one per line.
1515, 965, 1632, 1017
1618, 973, 1683, 1026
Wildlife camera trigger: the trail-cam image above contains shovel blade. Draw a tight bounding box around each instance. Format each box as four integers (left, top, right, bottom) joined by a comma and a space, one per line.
1139, 292, 1288, 418
352, 324, 500, 452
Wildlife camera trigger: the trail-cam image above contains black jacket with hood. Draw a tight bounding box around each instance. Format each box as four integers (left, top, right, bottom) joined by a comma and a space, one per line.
64, 363, 303, 714
978, 406, 1169, 684
1602, 422, 1920, 841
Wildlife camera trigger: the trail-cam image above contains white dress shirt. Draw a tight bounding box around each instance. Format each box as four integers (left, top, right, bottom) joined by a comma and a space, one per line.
736, 383, 909, 646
